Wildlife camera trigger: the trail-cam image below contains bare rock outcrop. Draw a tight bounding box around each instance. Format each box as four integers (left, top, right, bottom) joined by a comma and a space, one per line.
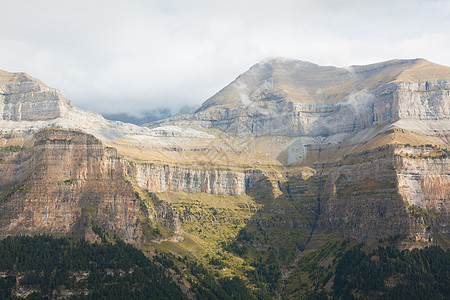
159, 79, 449, 138
0, 70, 69, 121
396, 151, 449, 214
131, 163, 264, 195
149, 59, 450, 140
0, 129, 142, 243
321, 146, 449, 243
1, 58, 449, 248
322, 147, 409, 243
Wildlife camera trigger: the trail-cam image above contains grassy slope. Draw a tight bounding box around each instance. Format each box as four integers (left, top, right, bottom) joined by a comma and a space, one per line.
3, 122, 447, 297
129, 127, 449, 297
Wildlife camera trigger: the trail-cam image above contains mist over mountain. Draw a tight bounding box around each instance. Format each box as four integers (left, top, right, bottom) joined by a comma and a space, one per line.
0, 57, 449, 298
102, 106, 197, 126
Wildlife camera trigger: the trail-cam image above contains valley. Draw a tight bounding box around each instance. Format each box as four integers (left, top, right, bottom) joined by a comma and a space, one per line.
0, 58, 449, 298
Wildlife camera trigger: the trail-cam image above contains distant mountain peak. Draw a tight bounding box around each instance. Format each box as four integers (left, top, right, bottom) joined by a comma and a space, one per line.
197, 58, 450, 112
257, 56, 315, 65
0, 69, 47, 86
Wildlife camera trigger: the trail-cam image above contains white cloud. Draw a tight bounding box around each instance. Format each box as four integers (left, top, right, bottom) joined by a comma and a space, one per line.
0, 0, 448, 115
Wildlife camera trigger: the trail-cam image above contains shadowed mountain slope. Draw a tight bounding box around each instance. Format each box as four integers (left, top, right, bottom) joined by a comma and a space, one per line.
0, 58, 449, 299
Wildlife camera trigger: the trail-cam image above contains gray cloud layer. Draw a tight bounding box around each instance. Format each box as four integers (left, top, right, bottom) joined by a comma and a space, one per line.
0, 0, 449, 115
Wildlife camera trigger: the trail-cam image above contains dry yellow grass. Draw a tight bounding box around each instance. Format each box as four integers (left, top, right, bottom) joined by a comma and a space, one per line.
354, 129, 449, 153
394, 59, 450, 83
107, 133, 292, 173
0, 69, 16, 83
0, 69, 47, 86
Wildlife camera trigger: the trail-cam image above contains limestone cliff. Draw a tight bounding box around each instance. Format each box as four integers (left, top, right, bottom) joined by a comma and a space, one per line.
150, 59, 449, 140
0, 70, 68, 121
0, 127, 266, 241
322, 147, 410, 243
395, 148, 449, 213
321, 145, 449, 243
0, 69, 213, 145
131, 163, 264, 196
0, 58, 449, 249
0, 129, 141, 243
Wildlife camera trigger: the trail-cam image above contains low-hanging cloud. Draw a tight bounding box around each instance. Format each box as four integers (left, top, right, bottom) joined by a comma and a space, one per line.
345, 94, 375, 117
0, 0, 448, 115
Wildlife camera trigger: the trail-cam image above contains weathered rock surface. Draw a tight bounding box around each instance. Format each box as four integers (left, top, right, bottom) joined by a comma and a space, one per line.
0, 129, 142, 243
396, 153, 449, 214
0, 69, 213, 145
395, 153, 449, 242
131, 163, 264, 195
322, 147, 410, 243
0, 58, 449, 248
321, 146, 448, 243
0, 127, 266, 240
0, 70, 68, 121
150, 59, 449, 142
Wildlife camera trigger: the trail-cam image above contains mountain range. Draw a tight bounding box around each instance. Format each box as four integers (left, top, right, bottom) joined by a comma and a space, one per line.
0, 57, 449, 298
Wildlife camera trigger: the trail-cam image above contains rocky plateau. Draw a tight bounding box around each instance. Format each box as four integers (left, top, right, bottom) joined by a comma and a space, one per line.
0, 58, 449, 249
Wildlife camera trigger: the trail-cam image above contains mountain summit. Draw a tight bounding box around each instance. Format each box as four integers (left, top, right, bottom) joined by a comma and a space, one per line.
152, 58, 449, 150
197, 58, 450, 112
0, 57, 449, 298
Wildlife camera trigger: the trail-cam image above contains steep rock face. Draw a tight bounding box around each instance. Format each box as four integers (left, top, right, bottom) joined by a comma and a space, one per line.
321, 146, 449, 243
0, 129, 141, 243
131, 163, 264, 196
396, 155, 449, 214
141, 194, 183, 243
0, 70, 69, 121
152, 59, 449, 138
160, 80, 449, 138
1, 59, 449, 249
322, 148, 412, 243
0, 70, 207, 144
393, 81, 450, 119
0, 147, 34, 185
394, 152, 449, 242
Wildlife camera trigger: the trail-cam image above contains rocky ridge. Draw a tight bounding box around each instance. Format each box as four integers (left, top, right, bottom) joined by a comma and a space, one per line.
0, 129, 142, 242
150, 59, 449, 141
0, 58, 449, 248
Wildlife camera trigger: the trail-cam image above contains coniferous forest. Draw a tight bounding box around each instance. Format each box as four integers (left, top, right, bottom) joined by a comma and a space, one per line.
333, 245, 450, 299
0, 235, 185, 299
0, 233, 448, 299
0, 234, 255, 299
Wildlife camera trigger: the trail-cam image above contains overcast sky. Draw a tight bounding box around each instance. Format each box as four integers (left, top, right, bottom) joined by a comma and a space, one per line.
0, 0, 449, 115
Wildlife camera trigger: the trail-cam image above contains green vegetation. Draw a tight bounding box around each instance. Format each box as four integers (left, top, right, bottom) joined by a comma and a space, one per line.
0, 232, 257, 299
146, 173, 325, 298
334, 245, 450, 299
36, 138, 71, 145
151, 191, 260, 288
0, 184, 14, 200
180, 255, 256, 300
282, 239, 450, 299
0, 145, 25, 152
0, 235, 186, 299
338, 178, 394, 198
1, 234, 448, 299
406, 204, 427, 221
284, 239, 357, 299
400, 144, 450, 159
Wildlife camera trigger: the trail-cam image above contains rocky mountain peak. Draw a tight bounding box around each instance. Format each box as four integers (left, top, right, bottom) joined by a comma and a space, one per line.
253, 56, 319, 69
0, 69, 35, 84
0, 69, 70, 121
196, 58, 450, 113
0, 59, 449, 286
